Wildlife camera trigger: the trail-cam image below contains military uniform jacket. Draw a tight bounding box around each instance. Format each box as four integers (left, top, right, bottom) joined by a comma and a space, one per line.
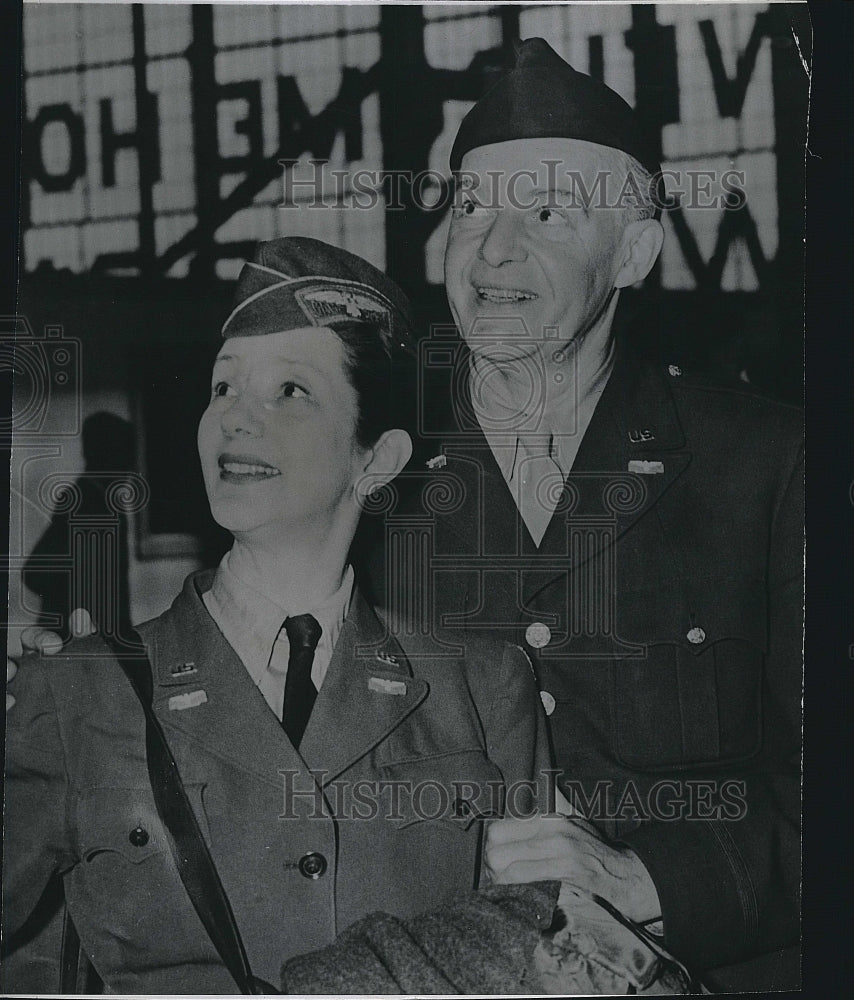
380, 340, 803, 988
2, 571, 549, 994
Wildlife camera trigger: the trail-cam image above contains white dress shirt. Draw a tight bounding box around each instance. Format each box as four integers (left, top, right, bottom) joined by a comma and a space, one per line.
203, 550, 354, 720
471, 349, 614, 545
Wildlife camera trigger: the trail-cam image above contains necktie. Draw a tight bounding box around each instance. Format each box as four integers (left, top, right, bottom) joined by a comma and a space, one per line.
515, 433, 564, 546
281, 613, 322, 748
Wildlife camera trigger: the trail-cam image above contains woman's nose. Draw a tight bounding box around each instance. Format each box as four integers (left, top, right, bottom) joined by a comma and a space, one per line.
220, 395, 263, 437
479, 211, 527, 267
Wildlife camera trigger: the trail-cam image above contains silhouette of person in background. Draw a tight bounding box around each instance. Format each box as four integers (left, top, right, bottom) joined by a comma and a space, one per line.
23, 411, 136, 642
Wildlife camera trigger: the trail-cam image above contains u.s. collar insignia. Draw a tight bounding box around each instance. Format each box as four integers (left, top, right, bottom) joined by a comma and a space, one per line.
375, 650, 399, 668
426, 454, 447, 470
171, 661, 197, 677
295, 283, 391, 331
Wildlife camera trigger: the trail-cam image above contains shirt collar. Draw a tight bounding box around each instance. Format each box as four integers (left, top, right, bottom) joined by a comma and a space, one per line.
470, 344, 615, 480
204, 549, 354, 686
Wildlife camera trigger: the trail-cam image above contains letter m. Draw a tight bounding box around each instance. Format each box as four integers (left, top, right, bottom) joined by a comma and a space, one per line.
277, 67, 367, 162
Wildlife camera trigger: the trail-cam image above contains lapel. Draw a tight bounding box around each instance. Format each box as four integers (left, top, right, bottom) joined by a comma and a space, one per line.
430, 340, 693, 609
299, 589, 428, 783
146, 576, 429, 789
146, 571, 303, 790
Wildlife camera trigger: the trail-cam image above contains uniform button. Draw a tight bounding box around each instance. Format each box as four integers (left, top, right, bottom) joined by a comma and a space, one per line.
687, 627, 706, 644
668, 364, 682, 377
525, 622, 551, 649
128, 826, 149, 847
540, 691, 556, 716
298, 852, 327, 880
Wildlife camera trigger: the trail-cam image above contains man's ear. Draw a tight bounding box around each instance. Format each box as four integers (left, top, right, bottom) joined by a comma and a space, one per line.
614, 218, 664, 289
355, 429, 413, 505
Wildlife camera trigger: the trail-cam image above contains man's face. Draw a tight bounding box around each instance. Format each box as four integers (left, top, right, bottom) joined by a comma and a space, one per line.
445, 138, 631, 361
197, 327, 368, 543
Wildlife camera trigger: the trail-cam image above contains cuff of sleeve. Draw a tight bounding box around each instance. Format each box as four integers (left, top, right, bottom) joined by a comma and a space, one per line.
620, 819, 756, 970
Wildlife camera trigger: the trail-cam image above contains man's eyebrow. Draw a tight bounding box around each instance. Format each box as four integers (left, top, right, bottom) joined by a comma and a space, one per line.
532, 187, 584, 201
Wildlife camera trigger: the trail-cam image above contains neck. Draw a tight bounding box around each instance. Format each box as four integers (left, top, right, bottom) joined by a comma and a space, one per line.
470, 295, 618, 433
226, 523, 352, 614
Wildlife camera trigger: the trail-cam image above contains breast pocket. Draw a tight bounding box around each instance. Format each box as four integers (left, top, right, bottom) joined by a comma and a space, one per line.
69, 784, 215, 962
77, 784, 211, 863
380, 750, 506, 830
612, 583, 768, 771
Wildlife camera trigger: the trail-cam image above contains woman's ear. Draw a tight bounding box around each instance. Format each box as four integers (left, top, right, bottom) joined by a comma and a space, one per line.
355, 429, 413, 505
614, 218, 664, 289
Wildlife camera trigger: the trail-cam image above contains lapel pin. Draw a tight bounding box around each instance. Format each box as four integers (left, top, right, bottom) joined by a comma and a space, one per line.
628, 460, 665, 475
375, 651, 399, 667
171, 661, 197, 676
168, 690, 208, 711
426, 454, 447, 469
368, 676, 407, 696
628, 429, 655, 443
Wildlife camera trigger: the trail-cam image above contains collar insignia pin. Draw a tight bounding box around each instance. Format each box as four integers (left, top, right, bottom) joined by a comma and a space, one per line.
628, 460, 665, 475
629, 429, 655, 443
368, 676, 407, 696
426, 454, 447, 469
171, 661, 197, 676
168, 690, 208, 711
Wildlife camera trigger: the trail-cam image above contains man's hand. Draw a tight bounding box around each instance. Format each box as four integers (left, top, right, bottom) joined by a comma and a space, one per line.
485, 813, 661, 924
6, 609, 95, 711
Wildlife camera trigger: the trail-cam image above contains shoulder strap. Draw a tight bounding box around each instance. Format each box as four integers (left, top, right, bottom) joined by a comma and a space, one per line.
106, 631, 276, 995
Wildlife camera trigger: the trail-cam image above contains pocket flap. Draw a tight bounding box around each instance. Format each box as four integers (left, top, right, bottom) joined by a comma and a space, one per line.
77, 784, 209, 864
380, 750, 505, 830
616, 577, 768, 656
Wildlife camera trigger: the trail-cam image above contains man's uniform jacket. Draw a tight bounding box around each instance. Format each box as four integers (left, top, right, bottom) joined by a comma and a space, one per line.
376, 340, 802, 991
2, 571, 549, 993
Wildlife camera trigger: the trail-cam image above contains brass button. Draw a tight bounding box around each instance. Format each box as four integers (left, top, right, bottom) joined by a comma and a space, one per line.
687, 627, 706, 644
525, 622, 551, 649
540, 691, 556, 716
298, 852, 327, 879
128, 826, 149, 847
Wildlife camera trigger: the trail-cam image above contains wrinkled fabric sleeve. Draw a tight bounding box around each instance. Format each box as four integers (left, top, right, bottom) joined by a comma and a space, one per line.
2, 654, 75, 980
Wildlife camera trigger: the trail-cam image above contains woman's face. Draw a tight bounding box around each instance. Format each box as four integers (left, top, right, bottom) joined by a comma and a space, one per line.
197, 327, 370, 543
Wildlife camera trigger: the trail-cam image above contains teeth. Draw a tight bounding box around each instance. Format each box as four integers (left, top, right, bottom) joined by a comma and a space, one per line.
476, 287, 536, 303
222, 462, 280, 476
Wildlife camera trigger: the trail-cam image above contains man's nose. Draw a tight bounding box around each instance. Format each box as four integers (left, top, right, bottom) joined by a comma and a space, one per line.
220, 395, 263, 437
479, 211, 527, 267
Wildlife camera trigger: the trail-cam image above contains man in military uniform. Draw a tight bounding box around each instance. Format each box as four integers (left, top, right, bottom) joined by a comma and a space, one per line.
385, 38, 801, 993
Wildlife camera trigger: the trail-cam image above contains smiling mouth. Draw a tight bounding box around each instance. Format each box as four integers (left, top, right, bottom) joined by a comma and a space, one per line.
218, 455, 281, 482
475, 286, 538, 304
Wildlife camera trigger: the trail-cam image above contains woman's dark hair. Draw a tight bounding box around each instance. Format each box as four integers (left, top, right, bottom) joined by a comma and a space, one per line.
334, 321, 423, 599
333, 321, 418, 449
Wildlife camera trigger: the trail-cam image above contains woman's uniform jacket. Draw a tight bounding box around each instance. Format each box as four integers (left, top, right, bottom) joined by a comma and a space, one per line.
378, 339, 803, 992
2, 571, 549, 994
